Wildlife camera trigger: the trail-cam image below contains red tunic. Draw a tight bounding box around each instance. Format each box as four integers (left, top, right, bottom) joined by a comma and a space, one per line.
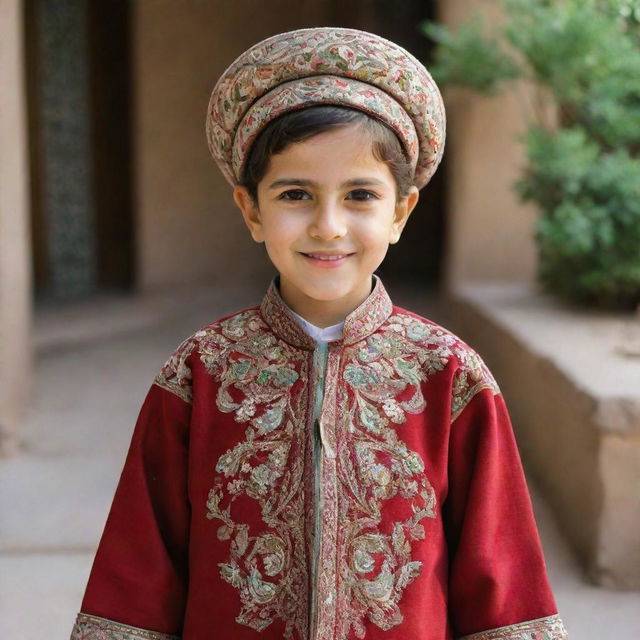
71, 278, 568, 640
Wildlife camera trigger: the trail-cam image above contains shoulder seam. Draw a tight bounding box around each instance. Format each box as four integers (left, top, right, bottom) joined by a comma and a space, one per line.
154, 336, 198, 405
450, 348, 500, 424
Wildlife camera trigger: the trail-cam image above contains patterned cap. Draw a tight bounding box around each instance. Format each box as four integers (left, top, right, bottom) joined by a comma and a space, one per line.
206, 27, 446, 190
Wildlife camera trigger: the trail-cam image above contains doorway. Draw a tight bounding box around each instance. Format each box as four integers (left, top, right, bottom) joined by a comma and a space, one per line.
25, 0, 135, 304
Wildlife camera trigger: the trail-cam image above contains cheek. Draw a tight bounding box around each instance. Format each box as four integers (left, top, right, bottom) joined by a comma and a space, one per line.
261, 213, 304, 247
355, 219, 395, 249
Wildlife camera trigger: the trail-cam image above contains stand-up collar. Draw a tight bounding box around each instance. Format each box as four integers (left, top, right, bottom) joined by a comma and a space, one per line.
260, 275, 394, 350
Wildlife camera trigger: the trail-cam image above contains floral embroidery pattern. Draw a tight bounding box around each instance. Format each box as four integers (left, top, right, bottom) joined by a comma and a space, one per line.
154, 336, 196, 404
197, 310, 311, 638
327, 314, 456, 639
71, 613, 178, 640
451, 347, 500, 422
460, 614, 568, 640
206, 27, 445, 189
232, 76, 417, 186
202, 308, 446, 639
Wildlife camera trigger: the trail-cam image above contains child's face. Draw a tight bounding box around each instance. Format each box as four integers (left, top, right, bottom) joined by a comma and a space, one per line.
233, 123, 419, 324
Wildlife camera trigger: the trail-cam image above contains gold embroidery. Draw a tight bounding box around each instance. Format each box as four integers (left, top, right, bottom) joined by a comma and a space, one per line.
197, 281, 504, 639
460, 614, 568, 640
71, 613, 179, 640
154, 336, 196, 404
331, 314, 446, 639
451, 347, 500, 423
201, 310, 310, 638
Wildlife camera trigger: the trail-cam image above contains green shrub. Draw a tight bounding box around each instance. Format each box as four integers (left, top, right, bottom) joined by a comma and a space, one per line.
422, 0, 640, 309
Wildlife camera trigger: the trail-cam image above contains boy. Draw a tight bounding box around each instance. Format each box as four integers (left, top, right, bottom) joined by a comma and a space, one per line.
71, 27, 568, 640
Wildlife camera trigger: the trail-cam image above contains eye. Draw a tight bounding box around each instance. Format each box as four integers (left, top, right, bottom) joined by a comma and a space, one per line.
346, 189, 378, 202
279, 189, 310, 201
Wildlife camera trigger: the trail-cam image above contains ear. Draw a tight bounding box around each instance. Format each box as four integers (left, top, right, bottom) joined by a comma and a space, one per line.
389, 186, 419, 244
233, 185, 265, 243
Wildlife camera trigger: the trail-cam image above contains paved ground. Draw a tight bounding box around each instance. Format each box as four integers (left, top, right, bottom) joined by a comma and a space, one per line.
1, 282, 638, 638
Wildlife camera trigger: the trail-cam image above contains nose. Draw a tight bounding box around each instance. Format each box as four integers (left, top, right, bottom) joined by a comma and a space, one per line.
308, 199, 347, 240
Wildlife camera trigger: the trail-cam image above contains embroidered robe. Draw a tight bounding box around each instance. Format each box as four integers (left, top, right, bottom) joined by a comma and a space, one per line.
71, 278, 568, 640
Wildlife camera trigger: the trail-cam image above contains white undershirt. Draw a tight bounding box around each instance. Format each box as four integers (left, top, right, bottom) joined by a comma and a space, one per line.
288, 308, 344, 342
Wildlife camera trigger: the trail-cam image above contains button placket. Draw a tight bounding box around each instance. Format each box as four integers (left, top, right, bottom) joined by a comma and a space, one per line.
312, 344, 342, 639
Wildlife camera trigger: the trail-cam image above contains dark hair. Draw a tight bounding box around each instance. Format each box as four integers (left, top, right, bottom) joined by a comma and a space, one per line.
241, 106, 414, 203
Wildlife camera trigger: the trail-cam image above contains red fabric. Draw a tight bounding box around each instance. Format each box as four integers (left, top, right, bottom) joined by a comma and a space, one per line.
81, 386, 191, 635
77, 290, 560, 640
444, 390, 558, 637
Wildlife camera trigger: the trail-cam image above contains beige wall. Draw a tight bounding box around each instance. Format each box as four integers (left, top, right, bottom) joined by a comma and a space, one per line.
0, 0, 32, 454
132, 1, 333, 292
439, 0, 541, 287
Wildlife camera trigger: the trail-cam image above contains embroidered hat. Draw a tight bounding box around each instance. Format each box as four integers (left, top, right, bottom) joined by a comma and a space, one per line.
206, 27, 446, 190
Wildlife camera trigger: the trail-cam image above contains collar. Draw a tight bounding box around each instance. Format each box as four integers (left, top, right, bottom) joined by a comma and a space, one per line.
259, 275, 394, 350
288, 309, 345, 343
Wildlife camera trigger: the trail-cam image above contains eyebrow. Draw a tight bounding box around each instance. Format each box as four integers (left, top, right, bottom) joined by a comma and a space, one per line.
267, 178, 387, 189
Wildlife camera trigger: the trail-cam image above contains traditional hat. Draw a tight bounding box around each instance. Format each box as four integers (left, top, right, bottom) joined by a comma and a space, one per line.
206, 27, 446, 190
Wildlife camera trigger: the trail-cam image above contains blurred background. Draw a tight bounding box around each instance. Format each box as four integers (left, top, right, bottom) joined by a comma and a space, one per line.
0, 0, 638, 637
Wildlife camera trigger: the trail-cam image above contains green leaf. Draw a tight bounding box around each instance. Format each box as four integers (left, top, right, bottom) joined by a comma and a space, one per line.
419, 0, 640, 308
420, 18, 520, 94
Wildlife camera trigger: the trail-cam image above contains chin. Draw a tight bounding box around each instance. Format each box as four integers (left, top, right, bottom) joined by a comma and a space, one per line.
299, 281, 354, 302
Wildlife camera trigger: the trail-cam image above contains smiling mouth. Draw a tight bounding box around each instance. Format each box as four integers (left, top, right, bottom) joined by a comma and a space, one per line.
300, 252, 354, 261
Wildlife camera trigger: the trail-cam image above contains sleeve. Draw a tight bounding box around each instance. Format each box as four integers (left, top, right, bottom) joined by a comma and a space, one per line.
70, 343, 195, 640
444, 366, 568, 639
